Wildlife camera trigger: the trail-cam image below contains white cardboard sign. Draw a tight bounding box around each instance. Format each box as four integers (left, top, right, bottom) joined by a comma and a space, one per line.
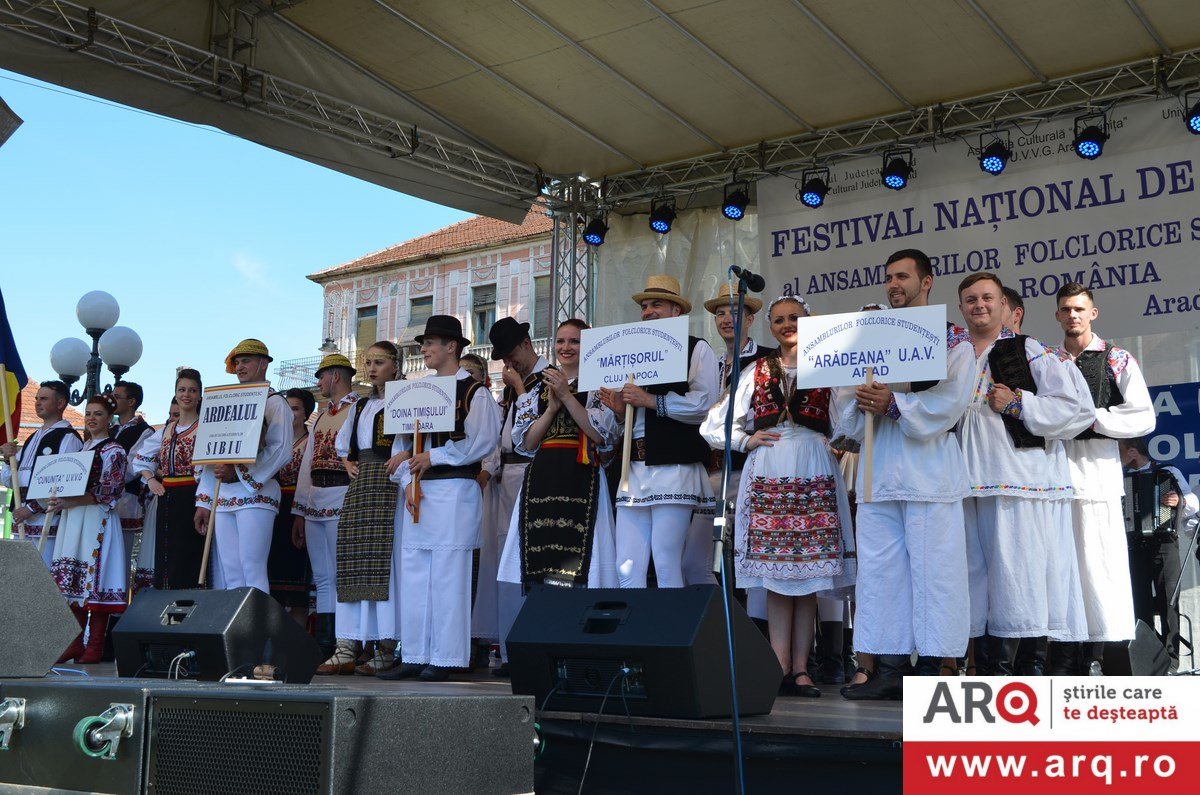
383, 376, 457, 434
579, 316, 689, 392
193, 383, 270, 464
26, 451, 96, 499
794, 304, 948, 389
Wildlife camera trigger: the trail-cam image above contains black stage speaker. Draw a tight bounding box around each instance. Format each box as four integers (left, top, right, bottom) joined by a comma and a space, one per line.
0, 679, 535, 795
0, 539, 80, 678
506, 584, 782, 718
1103, 619, 1170, 676
112, 587, 322, 683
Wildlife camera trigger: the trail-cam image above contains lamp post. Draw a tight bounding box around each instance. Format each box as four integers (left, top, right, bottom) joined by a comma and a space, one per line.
50, 291, 143, 405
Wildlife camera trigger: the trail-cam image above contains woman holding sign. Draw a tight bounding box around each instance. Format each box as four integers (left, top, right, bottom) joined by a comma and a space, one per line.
497, 319, 618, 590
317, 341, 406, 676
705, 296, 855, 698
49, 394, 129, 664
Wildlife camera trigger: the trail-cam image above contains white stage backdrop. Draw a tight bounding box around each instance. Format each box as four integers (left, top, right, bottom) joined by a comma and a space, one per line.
758, 97, 1200, 342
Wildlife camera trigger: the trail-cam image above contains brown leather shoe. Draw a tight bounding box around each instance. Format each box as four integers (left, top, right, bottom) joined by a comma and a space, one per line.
315, 640, 357, 675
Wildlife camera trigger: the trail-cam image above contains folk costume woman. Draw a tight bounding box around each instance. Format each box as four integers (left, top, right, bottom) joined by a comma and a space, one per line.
267, 388, 315, 619
706, 296, 856, 697
318, 341, 407, 676
135, 369, 205, 589
50, 394, 129, 664
498, 319, 618, 591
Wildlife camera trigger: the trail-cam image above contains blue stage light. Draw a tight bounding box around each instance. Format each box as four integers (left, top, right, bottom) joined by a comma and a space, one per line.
649, 199, 676, 234
881, 155, 911, 191
1187, 101, 1200, 135
1072, 124, 1107, 160
582, 217, 608, 246
798, 168, 829, 208
979, 140, 1011, 175
722, 183, 749, 221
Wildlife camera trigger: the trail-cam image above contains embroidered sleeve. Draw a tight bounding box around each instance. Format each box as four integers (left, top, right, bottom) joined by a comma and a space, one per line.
93, 445, 128, 508
1002, 388, 1024, 419
1107, 346, 1130, 378
655, 394, 668, 418
885, 395, 901, 421
236, 463, 265, 492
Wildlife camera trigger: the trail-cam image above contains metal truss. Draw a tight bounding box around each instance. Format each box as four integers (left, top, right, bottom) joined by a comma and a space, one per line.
0, 0, 541, 202
599, 48, 1200, 206
548, 182, 594, 328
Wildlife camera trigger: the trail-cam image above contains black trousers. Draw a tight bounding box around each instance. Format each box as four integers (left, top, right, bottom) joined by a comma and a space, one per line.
1128, 537, 1182, 671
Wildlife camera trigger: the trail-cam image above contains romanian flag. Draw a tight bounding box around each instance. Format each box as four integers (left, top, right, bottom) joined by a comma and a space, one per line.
0, 286, 27, 446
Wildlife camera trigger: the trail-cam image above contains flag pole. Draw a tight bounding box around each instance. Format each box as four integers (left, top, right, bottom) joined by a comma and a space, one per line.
0, 363, 25, 540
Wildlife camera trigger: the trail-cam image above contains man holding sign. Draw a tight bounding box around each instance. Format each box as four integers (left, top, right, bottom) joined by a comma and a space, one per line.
194, 339, 293, 593
598, 275, 718, 589
837, 249, 975, 700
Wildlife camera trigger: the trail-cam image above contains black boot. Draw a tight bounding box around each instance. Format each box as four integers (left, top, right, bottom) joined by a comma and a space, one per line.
815, 621, 845, 684
1015, 636, 1048, 676
975, 634, 1018, 676
314, 613, 336, 660
842, 654, 913, 701
914, 656, 941, 676
1046, 641, 1081, 675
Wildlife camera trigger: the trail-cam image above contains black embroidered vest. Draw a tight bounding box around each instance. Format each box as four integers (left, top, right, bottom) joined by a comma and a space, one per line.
425, 378, 485, 480
19, 426, 82, 472
987, 335, 1045, 450
1073, 347, 1124, 441
348, 402, 394, 461
722, 344, 774, 471
115, 417, 151, 496
642, 336, 712, 467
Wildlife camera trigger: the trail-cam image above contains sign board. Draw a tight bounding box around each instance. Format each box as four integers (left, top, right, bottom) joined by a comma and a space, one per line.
383, 376, 457, 434
26, 451, 96, 499
1148, 381, 1200, 494
793, 304, 948, 390
193, 383, 270, 464
579, 316, 689, 392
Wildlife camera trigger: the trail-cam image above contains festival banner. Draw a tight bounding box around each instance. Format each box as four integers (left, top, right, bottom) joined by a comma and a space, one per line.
25, 451, 96, 499
0, 285, 27, 446
192, 383, 270, 464
578, 316, 689, 391
792, 305, 947, 390
1149, 381, 1200, 494
757, 97, 1200, 343
383, 376, 456, 435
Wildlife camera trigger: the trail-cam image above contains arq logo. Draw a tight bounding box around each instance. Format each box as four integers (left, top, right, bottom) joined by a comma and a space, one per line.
923, 681, 1040, 725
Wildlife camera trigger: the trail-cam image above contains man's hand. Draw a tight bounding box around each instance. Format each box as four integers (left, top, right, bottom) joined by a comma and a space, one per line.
408, 451, 432, 477
213, 463, 238, 483
12, 505, 32, 523
1162, 491, 1181, 508
405, 483, 418, 517
855, 382, 894, 416
620, 383, 655, 410
292, 516, 306, 549
986, 384, 1016, 414
476, 470, 492, 490
194, 507, 211, 536
502, 365, 524, 394
597, 388, 625, 420
0, 442, 16, 459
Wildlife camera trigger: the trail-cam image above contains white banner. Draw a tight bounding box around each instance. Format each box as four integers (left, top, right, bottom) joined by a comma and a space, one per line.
193, 383, 270, 464
758, 97, 1200, 342
26, 451, 95, 499
578, 316, 689, 391
383, 376, 456, 434
794, 305, 948, 389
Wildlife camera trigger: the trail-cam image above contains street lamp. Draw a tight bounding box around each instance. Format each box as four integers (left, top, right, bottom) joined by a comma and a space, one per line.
50, 291, 143, 405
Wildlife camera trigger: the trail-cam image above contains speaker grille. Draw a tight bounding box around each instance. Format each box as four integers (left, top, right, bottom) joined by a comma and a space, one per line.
151, 706, 326, 795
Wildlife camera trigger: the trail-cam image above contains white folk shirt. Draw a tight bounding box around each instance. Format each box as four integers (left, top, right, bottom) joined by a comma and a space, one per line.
953, 329, 1094, 500
292, 392, 359, 521
717, 338, 761, 388
1058, 336, 1157, 502
195, 391, 294, 513
499, 356, 549, 458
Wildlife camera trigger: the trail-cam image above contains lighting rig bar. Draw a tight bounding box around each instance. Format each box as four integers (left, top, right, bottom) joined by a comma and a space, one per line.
0, 0, 542, 203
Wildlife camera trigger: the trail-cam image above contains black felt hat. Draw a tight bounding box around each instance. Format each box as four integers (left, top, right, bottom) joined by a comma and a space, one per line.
488, 316, 531, 361
415, 315, 471, 352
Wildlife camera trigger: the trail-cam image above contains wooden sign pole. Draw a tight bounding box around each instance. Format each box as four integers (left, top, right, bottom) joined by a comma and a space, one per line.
0, 363, 25, 540
36, 486, 59, 553
862, 367, 875, 504
619, 374, 635, 493
197, 478, 221, 586
411, 419, 423, 523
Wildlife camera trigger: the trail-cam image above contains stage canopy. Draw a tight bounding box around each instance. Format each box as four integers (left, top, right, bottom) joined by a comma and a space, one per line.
2, 0, 1199, 222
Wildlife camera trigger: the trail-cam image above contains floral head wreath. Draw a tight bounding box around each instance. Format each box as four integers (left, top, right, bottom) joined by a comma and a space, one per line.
88, 392, 118, 413
767, 293, 814, 317
859, 302, 888, 311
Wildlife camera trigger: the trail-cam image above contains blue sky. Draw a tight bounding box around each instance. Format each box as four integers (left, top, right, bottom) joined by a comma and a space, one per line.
0, 69, 468, 423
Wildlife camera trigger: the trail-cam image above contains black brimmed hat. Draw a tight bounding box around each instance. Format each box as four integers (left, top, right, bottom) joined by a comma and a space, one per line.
415, 315, 471, 352
488, 317, 532, 361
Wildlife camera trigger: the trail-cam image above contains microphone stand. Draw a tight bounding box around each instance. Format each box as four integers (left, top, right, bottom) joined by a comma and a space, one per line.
710, 273, 751, 795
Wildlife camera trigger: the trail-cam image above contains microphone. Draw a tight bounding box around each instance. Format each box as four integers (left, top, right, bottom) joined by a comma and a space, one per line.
728, 265, 766, 293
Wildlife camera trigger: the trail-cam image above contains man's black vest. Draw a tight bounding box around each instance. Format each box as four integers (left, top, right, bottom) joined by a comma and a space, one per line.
425, 377, 485, 480
1073, 346, 1124, 441
987, 335, 1045, 449
643, 336, 712, 467
723, 344, 774, 471
18, 426, 82, 472
115, 417, 151, 496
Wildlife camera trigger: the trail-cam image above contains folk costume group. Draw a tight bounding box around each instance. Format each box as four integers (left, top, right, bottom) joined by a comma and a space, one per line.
6, 248, 1192, 696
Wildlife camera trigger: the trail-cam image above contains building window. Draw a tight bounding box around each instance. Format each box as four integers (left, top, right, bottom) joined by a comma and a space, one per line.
472, 285, 496, 347
533, 275, 551, 339
409, 295, 433, 326
355, 306, 378, 354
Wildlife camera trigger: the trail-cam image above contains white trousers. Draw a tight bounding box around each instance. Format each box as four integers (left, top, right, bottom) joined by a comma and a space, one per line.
401, 547, 472, 668
615, 504, 694, 588
304, 517, 338, 614
682, 510, 718, 586
213, 507, 274, 593
854, 500, 969, 656
1072, 498, 1136, 642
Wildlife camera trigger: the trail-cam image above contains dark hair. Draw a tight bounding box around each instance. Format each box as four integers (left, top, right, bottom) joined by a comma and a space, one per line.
86, 393, 117, 415
39, 380, 69, 402
1056, 282, 1094, 305
115, 381, 143, 409
285, 388, 316, 419
958, 273, 1004, 297
1001, 287, 1024, 312
366, 340, 401, 394
1124, 436, 1151, 458
170, 397, 178, 406
175, 368, 202, 389
886, 249, 933, 281
557, 318, 590, 333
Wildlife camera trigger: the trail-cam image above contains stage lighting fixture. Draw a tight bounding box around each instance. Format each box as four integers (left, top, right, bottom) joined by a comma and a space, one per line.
798, 168, 830, 208
1186, 99, 1200, 136
1072, 112, 1109, 160
722, 183, 749, 221
649, 198, 676, 234
582, 216, 608, 246
880, 150, 913, 191
978, 134, 1012, 175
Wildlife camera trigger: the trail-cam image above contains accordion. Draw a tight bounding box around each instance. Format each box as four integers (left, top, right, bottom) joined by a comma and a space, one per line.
1123, 469, 1182, 540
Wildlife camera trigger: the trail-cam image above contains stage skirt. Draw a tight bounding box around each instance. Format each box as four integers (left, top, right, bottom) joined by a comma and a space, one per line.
336, 455, 398, 602
130, 494, 156, 594
268, 487, 312, 598
51, 503, 127, 612
155, 478, 205, 590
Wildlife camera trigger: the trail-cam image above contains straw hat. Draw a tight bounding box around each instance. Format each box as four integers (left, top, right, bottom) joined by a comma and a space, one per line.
703, 281, 762, 315
631, 274, 692, 314
314, 353, 355, 378
225, 338, 272, 374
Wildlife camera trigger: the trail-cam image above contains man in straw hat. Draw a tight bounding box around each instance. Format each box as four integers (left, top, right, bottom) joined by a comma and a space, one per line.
471, 316, 549, 677
291, 352, 359, 661
393, 315, 501, 681
194, 339, 294, 593
598, 274, 719, 589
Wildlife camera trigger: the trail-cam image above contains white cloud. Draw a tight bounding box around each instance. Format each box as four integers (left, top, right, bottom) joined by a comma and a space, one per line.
232, 254, 272, 288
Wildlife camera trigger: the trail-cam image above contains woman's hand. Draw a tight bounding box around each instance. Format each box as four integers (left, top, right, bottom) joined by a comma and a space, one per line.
386, 450, 412, 476
146, 478, 165, 497
745, 429, 782, 451
344, 459, 359, 479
